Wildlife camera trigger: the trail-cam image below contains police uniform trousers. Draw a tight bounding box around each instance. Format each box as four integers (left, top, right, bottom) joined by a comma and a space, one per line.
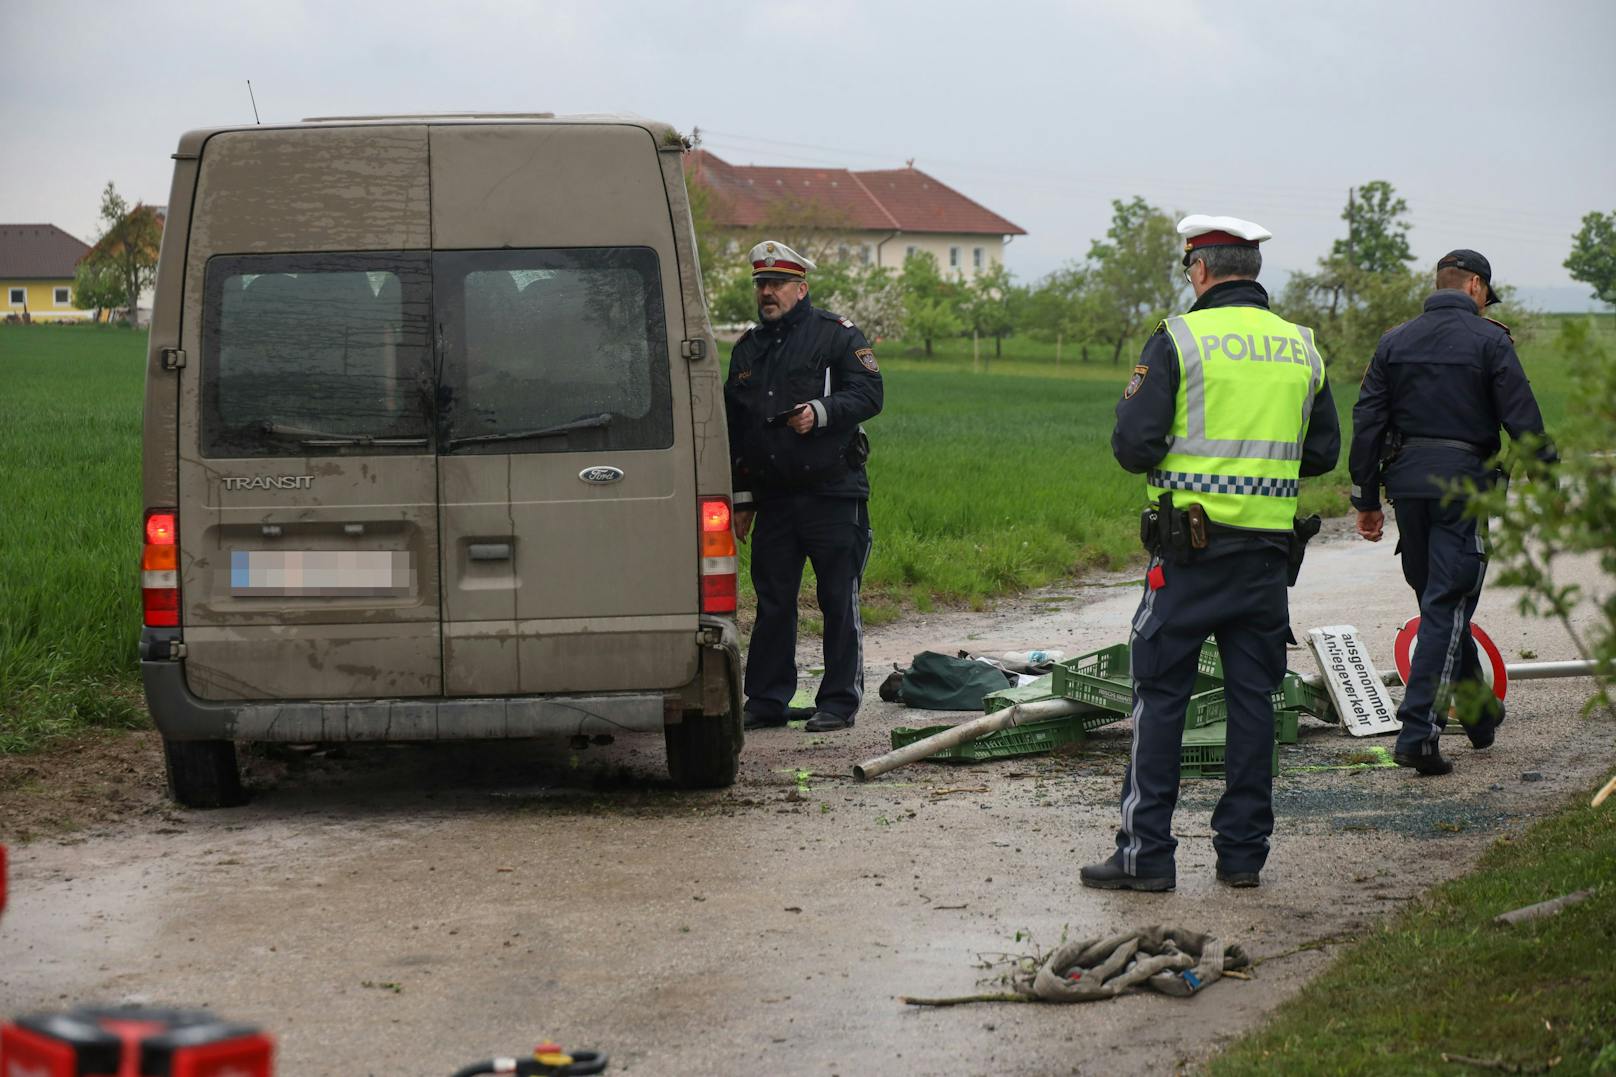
1391, 496, 1489, 757
1110, 548, 1288, 878
744, 495, 873, 721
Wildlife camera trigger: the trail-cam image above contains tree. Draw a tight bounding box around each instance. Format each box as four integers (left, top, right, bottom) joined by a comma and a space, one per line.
1281, 182, 1425, 380
823, 264, 905, 342
1022, 264, 1089, 362
900, 251, 963, 356
1564, 209, 1616, 308
1331, 180, 1415, 274
81, 182, 163, 325
1085, 197, 1186, 364
71, 259, 123, 323
959, 262, 1022, 358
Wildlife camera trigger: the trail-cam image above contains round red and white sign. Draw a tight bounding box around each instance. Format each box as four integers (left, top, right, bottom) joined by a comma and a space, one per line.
1393, 617, 1508, 700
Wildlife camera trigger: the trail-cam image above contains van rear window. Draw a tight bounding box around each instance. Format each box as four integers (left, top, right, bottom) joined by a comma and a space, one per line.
435, 247, 673, 454
202, 253, 433, 457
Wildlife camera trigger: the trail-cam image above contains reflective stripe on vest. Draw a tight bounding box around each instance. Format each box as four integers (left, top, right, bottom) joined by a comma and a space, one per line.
1147, 306, 1323, 532
1149, 469, 1300, 498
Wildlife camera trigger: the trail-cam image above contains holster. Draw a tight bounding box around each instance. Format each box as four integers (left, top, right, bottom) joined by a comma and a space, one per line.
1380, 427, 1405, 469
1139, 493, 1205, 566
1287, 514, 1322, 587
844, 426, 870, 469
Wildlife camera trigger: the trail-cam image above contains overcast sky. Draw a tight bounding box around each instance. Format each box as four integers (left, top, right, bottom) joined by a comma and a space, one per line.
4, 0, 1611, 308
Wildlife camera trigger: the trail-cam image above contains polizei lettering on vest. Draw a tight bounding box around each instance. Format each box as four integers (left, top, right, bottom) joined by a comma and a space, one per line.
1201, 334, 1309, 364
221, 475, 314, 491
1202, 329, 1312, 362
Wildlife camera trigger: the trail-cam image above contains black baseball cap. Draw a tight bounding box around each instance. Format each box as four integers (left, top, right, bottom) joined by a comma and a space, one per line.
1438, 249, 1500, 306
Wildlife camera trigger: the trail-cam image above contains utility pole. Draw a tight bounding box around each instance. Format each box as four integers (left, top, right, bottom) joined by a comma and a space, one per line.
1346, 186, 1356, 268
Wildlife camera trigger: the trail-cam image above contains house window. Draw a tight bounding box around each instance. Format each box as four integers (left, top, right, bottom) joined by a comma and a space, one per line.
973, 247, 984, 270
7, 288, 23, 305
905, 245, 918, 258
861, 245, 873, 266
55, 286, 71, 305
949, 247, 960, 268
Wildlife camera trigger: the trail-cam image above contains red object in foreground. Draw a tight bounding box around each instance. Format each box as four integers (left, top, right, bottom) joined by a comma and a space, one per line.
0, 1006, 273, 1077
1393, 616, 1509, 700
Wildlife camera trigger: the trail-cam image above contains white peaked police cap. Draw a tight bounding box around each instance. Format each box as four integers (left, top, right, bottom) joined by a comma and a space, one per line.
1177, 215, 1272, 265
749, 240, 816, 280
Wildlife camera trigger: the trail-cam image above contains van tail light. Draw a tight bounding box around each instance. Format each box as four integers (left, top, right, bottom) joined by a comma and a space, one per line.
142, 510, 180, 628
699, 497, 737, 614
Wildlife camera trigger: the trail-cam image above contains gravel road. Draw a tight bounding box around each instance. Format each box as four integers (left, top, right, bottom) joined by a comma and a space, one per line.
2, 517, 1609, 1076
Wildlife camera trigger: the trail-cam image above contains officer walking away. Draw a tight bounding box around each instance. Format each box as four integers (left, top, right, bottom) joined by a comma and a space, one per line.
1081, 215, 1340, 893
725, 241, 884, 733
1349, 250, 1555, 775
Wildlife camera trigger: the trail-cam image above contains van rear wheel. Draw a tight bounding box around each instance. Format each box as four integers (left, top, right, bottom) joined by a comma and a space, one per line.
162, 737, 248, 808
665, 709, 741, 789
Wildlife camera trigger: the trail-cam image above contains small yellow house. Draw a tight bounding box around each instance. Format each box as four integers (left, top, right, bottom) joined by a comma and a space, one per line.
0, 223, 96, 322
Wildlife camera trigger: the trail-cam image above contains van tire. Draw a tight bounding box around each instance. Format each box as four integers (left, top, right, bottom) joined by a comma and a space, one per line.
665, 709, 741, 789
162, 738, 248, 808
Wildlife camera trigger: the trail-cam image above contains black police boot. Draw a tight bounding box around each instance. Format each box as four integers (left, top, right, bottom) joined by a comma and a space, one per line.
1216, 866, 1261, 888
804, 711, 854, 732
1079, 859, 1175, 892
1465, 699, 1506, 750
1394, 749, 1454, 775
744, 706, 815, 731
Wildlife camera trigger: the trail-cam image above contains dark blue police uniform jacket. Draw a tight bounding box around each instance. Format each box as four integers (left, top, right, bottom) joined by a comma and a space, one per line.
1349, 289, 1553, 508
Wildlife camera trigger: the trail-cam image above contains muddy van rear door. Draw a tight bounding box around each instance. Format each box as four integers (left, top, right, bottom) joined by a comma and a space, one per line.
176, 126, 443, 701
428, 122, 700, 695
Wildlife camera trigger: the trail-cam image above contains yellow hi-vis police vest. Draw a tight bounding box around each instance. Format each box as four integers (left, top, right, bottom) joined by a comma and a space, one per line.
1146, 306, 1326, 533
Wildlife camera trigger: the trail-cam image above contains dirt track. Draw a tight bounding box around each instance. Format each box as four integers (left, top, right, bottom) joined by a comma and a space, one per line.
2, 519, 1609, 1076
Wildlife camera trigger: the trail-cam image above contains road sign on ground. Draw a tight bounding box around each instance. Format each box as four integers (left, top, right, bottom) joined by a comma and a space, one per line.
1393, 617, 1510, 700
1306, 625, 1401, 737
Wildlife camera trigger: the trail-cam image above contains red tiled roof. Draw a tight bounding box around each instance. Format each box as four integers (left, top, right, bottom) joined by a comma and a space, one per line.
686, 151, 1025, 237
0, 224, 92, 279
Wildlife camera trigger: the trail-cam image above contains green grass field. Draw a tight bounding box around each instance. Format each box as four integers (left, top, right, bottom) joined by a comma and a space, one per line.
0, 316, 1595, 751
0, 326, 149, 749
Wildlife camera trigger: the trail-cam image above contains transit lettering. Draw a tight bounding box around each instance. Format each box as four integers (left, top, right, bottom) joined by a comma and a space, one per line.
221, 475, 314, 491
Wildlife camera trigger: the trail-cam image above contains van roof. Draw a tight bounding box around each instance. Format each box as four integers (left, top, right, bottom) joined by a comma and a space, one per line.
172, 113, 685, 157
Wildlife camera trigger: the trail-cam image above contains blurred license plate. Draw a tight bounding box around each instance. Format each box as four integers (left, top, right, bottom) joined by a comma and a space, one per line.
230, 550, 413, 597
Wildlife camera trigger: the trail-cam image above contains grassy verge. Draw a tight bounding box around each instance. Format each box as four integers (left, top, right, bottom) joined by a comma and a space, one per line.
1211, 790, 1616, 1075
0, 325, 149, 751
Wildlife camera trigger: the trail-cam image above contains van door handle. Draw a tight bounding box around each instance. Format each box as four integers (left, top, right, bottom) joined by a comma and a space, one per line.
468, 542, 512, 562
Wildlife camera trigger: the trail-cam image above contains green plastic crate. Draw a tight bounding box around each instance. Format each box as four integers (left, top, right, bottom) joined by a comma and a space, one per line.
1055, 644, 1328, 724
888, 712, 1120, 763
1053, 645, 1222, 714
1276, 672, 1333, 720
1180, 722, 1280, 779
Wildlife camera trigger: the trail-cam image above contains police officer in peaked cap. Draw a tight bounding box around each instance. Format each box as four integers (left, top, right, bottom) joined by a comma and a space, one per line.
725, 240, 884, 733
1350, 249, 1556, 775
1082, 215, 1340, 893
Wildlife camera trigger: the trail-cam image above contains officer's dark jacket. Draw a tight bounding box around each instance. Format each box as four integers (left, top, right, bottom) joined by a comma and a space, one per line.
1349, 290, 1554, 510
724, 295, 884, 504
1111, 279, 1342, 553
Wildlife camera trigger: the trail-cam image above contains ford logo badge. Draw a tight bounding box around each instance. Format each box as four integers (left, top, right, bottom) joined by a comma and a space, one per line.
579, 465, 624, 485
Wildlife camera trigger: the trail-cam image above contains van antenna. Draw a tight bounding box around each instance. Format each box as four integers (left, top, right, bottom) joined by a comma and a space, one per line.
246, 80, 261, 124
